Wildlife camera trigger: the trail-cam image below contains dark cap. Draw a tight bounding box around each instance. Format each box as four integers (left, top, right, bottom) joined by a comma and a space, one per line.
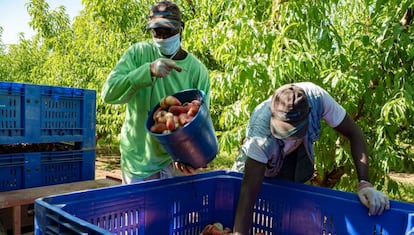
147, 1, 182, 29
270, 84, 310, 139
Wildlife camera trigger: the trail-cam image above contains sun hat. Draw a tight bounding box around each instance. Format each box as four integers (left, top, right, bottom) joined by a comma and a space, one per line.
270, 84, 310, 139
146, 1, 182, 29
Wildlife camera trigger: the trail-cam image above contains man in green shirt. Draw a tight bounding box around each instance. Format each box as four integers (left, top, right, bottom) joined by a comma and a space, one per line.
101, 1, 211, 183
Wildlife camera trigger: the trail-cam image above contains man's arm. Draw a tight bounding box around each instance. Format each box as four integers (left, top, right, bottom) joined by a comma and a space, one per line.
333, 113, 390, 215
333, 113, 369, 181
233, 157, 266, 235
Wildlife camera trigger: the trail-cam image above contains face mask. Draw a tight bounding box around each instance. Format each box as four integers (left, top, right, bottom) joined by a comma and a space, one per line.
153, 33, 181, 56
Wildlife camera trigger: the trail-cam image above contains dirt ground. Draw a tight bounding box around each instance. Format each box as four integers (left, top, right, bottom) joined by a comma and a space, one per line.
95, 155, 122, 180
389, 172, 414, 185
94, 154, 414, 185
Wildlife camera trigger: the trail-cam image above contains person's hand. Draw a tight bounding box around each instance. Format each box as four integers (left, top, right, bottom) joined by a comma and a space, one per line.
174, 161, 197, 175
357, 180, 390, 216
150, 58, 182, 78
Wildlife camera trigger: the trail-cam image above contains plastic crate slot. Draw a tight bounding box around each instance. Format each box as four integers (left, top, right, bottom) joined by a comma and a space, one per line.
57, 218, 91, 235
1, 178, 19, 189
93, 209, 141, 233
0, 153, 24, 191
372, 224, 384, 235
43, 213, 61, 235
42, 159, 82, 184
253, 198, 282, 233
322, 214, 335, 231
41, 95, 82, 137
172, 197, 205, 235
0, 155, 25, 167
0, 94, 23, 137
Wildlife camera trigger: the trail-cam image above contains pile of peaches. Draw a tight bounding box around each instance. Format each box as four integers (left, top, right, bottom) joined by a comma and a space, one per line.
150, 95, 201, 134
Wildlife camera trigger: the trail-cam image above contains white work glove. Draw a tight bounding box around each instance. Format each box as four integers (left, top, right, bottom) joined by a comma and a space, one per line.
150, 58, 182, 78
357, 180, 390, 216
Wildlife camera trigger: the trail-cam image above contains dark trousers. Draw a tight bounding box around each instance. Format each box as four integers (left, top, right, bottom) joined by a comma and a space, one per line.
275, 144, 314, 183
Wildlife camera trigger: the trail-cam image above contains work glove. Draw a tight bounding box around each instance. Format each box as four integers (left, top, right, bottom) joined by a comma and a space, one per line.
150, 58, 182, 78
357, 180, 390, 216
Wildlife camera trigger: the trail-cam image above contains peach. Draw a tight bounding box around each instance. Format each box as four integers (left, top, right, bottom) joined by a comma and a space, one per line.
168, 105, 190, 115
187, 104, 200, 117
165, 112, 176, 131
154, 110, 168, 123
160, 95, 181, 109
178, 113, 193, 126
150, 123, 168, 133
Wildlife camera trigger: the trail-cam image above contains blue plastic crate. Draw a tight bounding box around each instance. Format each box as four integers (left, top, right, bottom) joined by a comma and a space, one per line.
0, 82, 96, 148
34, 171, 414, 235
0, 150, 95, 192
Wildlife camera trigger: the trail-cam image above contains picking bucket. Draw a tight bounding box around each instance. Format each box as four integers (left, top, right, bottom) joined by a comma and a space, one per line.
146, 89, 219, 168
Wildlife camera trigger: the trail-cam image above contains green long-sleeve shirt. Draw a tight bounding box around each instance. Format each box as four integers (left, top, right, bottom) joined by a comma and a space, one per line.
101, 41, 210, 178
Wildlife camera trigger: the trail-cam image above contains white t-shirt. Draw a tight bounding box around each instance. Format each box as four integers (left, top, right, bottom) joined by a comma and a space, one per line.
232, 82, 346, 174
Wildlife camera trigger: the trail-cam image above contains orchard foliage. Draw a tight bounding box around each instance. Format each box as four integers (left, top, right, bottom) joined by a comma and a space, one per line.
0, 0, 413, 196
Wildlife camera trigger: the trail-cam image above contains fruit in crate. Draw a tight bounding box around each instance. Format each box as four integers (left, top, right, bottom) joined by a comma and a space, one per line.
200, 222, 231, 235
200, 222, 265, 235
150, 95, 200, 133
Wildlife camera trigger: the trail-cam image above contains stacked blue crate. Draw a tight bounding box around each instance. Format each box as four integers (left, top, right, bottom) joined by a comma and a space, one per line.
0, 81, 96, 192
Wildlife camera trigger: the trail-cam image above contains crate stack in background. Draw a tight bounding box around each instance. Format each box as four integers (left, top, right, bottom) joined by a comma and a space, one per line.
0, 81, 96, 192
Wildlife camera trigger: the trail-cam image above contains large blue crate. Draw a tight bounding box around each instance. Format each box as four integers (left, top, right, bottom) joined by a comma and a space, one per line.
0, 82, 96, 149
34, 171, 414, 235
0, 149, 95, 192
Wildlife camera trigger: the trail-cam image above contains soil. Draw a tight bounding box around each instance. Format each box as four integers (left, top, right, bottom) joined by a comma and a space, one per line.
389, 172, 414, 185
95, 155, 122, 180
94, 154, 414, 186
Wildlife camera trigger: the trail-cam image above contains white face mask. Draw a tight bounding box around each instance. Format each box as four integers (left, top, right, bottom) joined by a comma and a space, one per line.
153, 33, 181, 57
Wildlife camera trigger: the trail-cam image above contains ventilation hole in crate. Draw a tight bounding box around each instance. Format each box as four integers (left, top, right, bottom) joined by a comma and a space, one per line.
202, 194, 209, 206
253, 198, 280, 234
0, 155, 23, 191
41, 97, 81, 134
1, 179, 17, 190
371, 225, 385, 235
172, 197, 206, 234
322, 214, 335, 231
1, 106, 20, 133
40, 153, 83, 184
91, 209, 141, 233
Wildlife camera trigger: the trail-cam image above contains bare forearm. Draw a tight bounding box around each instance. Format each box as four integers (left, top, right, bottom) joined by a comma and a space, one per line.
233, 185, 256, 234
233, 158, 265, 234
335, 114, 370, 181
349, 131, 370, 181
